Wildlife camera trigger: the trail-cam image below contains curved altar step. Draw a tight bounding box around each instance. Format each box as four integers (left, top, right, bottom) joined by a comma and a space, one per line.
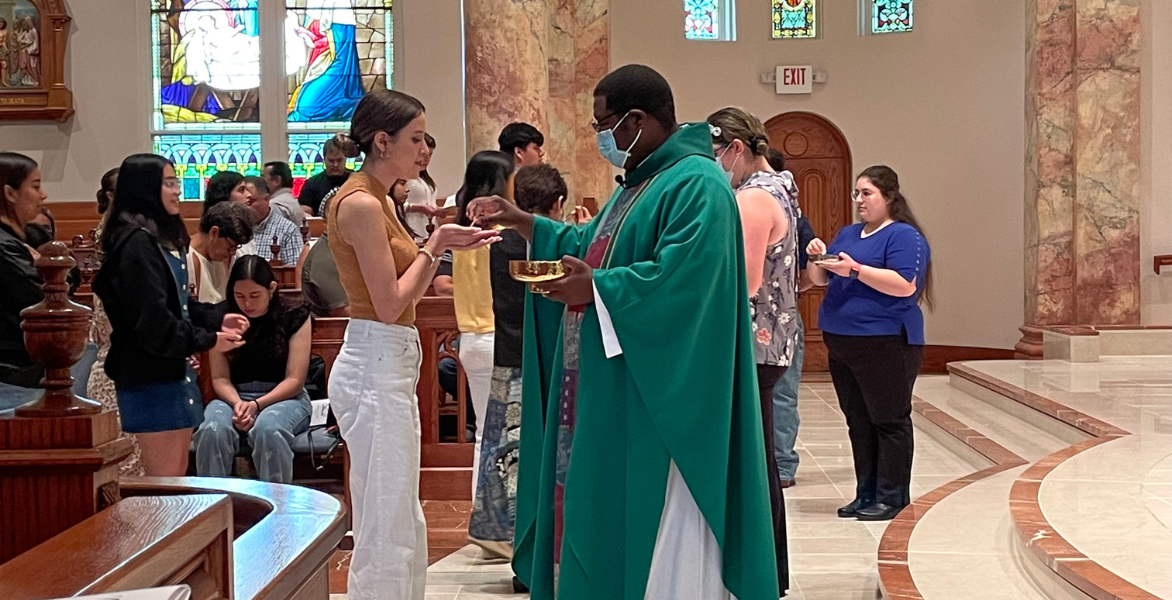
878, 375, 1084, 600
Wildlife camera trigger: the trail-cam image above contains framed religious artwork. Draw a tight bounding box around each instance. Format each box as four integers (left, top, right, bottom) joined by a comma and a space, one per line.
0, 0, 73, 121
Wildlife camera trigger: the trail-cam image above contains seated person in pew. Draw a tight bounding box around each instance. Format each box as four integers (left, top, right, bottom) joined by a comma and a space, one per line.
239, 176, 302, 266
298, 194, 351, 317
24, 205, 54, 248
188, 202, 256, 331
194, 255, 313, 484
188, 202, 255, 304
263, 161, 305, 229
0, 152, 51, 410
205, 171, 260, 258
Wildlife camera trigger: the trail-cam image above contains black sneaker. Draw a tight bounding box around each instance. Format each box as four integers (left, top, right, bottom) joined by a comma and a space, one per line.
836, 498, 874, 518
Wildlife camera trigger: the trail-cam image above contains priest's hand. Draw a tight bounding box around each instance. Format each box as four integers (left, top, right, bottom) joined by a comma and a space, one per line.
537, 256, 594, 306
467, 195, 535, 240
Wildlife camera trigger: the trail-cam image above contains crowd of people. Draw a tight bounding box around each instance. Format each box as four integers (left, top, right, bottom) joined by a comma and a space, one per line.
0, 62, 934, 600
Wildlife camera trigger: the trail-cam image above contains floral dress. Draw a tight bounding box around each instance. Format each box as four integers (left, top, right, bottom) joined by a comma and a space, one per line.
741, 171, 800, 367
87, 298, 144, 476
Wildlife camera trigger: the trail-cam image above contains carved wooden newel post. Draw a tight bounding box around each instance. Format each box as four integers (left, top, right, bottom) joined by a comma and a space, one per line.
16, 244, 99, 417
0, 243, 132, 564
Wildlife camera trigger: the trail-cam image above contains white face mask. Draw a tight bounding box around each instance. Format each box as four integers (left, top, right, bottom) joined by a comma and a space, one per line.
717, 145, 737, 186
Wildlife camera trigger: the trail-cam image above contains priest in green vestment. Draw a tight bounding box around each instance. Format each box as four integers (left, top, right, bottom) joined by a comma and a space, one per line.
469, 64, 782, 600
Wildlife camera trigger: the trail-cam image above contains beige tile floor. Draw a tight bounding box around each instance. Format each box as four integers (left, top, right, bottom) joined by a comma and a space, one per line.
960, 357, 1172, 598
333, 381, 977, 600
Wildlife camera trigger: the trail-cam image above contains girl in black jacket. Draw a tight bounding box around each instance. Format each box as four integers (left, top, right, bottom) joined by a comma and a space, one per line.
94, 154, 247, 476
0, 152, 48, 411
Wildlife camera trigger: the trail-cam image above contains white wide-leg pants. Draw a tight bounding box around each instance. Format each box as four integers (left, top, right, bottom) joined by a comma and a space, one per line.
330, 320, 428, 600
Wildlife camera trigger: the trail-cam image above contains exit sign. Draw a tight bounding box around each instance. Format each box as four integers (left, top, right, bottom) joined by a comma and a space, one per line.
776, 66, 813, 94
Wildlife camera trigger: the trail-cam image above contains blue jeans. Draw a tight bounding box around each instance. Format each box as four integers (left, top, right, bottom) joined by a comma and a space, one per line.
0, 344, 98, 414
193, 383, 312, 483
772, 313, 804, 480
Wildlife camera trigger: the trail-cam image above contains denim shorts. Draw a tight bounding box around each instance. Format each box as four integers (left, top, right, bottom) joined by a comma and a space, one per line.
116, 369, 204, 433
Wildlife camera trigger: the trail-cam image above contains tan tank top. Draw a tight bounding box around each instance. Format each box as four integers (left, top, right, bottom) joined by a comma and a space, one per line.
327, 171, 419, 326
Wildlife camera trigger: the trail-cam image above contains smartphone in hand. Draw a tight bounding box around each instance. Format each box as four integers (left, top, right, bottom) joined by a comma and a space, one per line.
811, 253, 842, 263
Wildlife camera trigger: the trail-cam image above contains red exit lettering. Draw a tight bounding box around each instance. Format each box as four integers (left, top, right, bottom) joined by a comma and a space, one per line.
783, 68, 806, 86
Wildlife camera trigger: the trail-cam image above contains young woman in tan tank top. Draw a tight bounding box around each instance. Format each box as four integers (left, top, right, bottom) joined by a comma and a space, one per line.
325, 89, 498, 600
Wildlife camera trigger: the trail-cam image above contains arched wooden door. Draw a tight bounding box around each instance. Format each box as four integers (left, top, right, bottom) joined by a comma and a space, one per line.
764, 112, 853, 372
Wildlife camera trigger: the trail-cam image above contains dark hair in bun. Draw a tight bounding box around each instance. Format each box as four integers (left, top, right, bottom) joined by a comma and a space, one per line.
346, 89, 426, 159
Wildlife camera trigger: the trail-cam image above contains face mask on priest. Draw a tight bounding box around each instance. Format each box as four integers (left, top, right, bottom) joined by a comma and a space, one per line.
597, 112, 643, 170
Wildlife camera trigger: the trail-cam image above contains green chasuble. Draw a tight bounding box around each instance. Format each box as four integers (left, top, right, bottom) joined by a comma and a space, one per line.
512, 123, 779, 600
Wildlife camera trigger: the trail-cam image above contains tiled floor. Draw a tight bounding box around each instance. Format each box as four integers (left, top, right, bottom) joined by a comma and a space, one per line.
958, 357, 1172, 599
328, 381, 977, 599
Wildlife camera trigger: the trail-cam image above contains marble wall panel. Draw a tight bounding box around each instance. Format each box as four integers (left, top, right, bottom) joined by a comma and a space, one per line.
1024, 0, 1140, 333
464, 0, 610, 207
464, 0, 551, 157
1073, 0, 1141, 324
1026, 0, 1077, 326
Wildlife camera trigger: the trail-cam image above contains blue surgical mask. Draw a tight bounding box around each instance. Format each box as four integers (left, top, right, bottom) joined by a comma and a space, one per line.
597, 112, 643, 169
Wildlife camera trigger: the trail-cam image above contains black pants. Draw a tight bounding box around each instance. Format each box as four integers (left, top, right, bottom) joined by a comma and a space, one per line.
823, 332, 923, 508
757, 363, 790, 595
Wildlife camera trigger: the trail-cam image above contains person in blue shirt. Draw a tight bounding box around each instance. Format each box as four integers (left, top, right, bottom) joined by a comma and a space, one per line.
807, 165, 933, 522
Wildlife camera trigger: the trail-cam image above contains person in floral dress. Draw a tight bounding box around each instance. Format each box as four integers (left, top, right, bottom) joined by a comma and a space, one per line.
709, 108, 800, 592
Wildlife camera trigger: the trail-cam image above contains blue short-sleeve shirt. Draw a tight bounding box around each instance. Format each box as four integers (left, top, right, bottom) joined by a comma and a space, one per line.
818, 222, 930, 345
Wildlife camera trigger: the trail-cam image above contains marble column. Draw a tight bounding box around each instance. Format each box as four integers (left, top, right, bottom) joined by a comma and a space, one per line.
1020, 0, 1141, 357
464, 0, 611, 207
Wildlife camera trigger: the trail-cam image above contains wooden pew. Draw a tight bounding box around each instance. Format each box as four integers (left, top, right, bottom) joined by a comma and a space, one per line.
0, 243, 346, 599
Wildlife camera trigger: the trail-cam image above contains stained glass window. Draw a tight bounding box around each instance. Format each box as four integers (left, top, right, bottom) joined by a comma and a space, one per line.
685, 0, 718, 40
149, 0, 393, 200
288, 133, 362, 196
154, 134, 263, 202
772, 0, 817, 39
151, 0, 262, 131
685, 0, 734, 41
871, 0, 912, 34
285, 0, 394, 130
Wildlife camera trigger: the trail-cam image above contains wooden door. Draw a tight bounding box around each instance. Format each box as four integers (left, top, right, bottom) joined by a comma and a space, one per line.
764, 112, 853, 372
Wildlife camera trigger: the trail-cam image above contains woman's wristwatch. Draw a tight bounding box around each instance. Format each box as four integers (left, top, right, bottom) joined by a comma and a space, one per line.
849, 265, 862, 280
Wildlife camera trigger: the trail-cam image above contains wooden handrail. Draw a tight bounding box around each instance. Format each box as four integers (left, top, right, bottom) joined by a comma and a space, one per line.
0, 494, 235, 600
121, 477, 347, 600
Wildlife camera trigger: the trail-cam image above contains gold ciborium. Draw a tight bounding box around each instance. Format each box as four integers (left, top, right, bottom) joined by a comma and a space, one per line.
509, 260, 566, 294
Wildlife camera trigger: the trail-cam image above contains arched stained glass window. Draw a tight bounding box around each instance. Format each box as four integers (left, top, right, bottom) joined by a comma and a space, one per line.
685, 0, 735, 41
286, 0, 394, 130
149, 0, 391, 201
869, 0, 913, 34
772, 0, 817, 39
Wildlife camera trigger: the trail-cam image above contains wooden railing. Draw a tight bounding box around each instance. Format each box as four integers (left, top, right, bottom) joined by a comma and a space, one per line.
0, 243, 347, 599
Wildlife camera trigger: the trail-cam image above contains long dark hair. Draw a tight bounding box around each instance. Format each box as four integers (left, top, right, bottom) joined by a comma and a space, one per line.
389, 179, 419, 239
456, 151, 514, 226
103, 154, 189, 253
419, 133, 437, 192
225, 255, 308, 359
0, 151, 38, 231
859, 165, 934, 311
97, 167, 119, 214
